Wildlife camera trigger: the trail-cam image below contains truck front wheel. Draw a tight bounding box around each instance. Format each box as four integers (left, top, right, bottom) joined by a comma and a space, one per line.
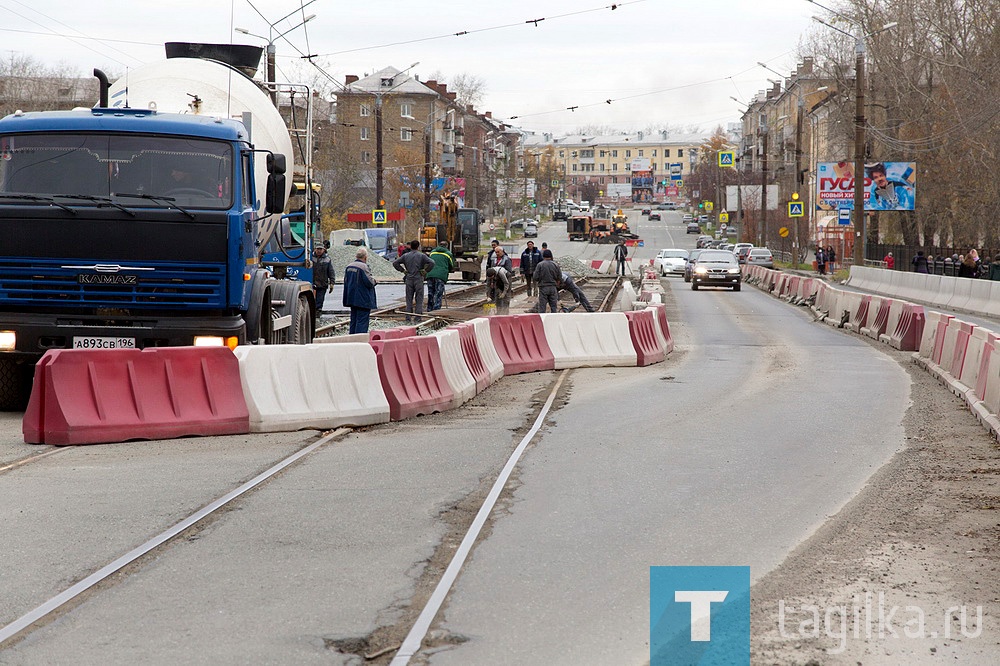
0, 358, 30, 411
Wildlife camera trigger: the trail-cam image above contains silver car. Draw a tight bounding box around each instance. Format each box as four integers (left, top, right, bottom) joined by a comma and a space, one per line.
745, 247, 774, 268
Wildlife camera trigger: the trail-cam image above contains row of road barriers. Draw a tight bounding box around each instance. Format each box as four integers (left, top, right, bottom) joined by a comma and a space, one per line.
744, 264, 1000, 441
22, 306, 674, 445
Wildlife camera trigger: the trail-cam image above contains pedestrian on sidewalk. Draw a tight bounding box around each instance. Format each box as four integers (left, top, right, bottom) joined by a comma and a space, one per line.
912, 250, 929, 273
311, 244, 336, 318
343, 247, 377, 334
816, 247, 826, 275
534, 249, 563, 313
392, 240, 435, 323
883, 252, 895, 269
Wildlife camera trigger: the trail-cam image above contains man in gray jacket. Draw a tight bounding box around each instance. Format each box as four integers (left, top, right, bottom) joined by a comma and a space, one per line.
533, 249, 563, 313
392, 240, 436, 322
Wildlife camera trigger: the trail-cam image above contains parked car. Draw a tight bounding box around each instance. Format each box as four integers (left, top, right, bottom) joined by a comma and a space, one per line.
690, 250, 742, 291
686, 221, 701, 234
699, 214, 710, 223
649, 211, 662, 221
745, 247, 774, 268
510, 218, 532, 229
684, 249, 704, 282
733, 243, 754, 263
523, 222, 538, 237
652, 248, 690, 277
696, 235, 714, 248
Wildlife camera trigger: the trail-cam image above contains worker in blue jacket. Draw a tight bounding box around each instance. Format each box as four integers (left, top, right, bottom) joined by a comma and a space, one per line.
343, 247, 378, 334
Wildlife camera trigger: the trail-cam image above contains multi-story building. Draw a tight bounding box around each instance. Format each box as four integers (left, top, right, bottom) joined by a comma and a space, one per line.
521, 130, 708, 204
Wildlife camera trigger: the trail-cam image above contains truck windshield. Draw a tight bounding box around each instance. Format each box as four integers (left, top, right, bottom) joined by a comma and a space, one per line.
366, 234, 387, 251
0, 133, 233, 210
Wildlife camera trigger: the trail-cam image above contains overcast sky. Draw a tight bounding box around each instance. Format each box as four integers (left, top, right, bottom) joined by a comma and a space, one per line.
0, 0, 821, 134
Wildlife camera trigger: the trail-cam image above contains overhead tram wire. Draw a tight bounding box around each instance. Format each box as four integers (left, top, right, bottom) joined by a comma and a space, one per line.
313, 1, 647, 58
0, 4, 140, 67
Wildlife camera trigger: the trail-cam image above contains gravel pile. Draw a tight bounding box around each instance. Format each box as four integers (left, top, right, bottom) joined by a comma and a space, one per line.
556, 255, 603, 277
329, 245, 401, 279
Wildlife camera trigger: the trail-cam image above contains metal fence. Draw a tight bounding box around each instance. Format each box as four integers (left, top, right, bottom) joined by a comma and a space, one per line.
868, 243, 1000, 279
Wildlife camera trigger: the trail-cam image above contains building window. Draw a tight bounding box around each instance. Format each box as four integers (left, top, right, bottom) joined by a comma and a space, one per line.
599, 163, 605, 171
612, 150, 618, 157
401, 127, 413, 141
360, 104, 371, 117
638, 150, 644, 157
626, 150, 631, 158
559, 150, 565, 158
572, 164, 578, 172
400, 102, 413, 118
360, 127, 370, 141
612, 164, 618, 172
664, 149, 670, 158
361, 151, 371, 163
678, 149, 684, 157
652, 150, 657, 157
599, 177, 605, 185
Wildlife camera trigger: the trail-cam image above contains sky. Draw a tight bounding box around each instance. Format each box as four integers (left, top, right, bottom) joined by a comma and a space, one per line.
0, 0, 824, 135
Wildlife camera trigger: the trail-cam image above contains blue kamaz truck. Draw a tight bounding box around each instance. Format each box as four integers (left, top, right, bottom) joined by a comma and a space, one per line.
0, 48, 317, 409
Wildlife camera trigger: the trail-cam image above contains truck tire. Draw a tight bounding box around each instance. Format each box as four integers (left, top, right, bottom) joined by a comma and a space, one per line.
291, 294, 312, 344
0, 358, 30, 412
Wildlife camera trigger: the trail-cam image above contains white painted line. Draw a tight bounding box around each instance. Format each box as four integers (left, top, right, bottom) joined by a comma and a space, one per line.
390, 371, 568, 665
0, 428, 351, 646
0, 448, 64, 473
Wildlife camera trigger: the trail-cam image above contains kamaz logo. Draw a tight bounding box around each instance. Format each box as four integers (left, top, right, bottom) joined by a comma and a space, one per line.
78, 274, 137, 285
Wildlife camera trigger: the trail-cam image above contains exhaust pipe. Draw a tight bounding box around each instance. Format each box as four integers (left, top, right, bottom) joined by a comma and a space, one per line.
93, 69, 110, 107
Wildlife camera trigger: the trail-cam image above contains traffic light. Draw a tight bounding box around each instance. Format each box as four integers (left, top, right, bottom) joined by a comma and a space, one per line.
698, 202, 704, 209
529, 199, 537, 208
661, 179, 667, 186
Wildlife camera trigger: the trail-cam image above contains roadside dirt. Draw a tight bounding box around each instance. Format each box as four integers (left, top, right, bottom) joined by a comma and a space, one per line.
750, 334, 1000, 664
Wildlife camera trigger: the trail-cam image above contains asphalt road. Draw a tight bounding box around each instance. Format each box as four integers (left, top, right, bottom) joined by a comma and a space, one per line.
0, 210, 913, 664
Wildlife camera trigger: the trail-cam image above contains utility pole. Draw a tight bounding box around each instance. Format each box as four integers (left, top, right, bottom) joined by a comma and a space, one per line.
795, 97, 804, 267
852, 41, 866, 266
760, 124, 768, 247
423, 122, 432, 230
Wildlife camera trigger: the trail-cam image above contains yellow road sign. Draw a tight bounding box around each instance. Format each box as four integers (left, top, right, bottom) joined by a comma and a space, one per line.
719, 212, 729, 224
779, 227, 790, 237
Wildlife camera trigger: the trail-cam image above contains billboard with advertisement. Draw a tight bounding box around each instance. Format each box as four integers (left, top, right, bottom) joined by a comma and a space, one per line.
606, 183, 632, 198
630, 158, 653, 203
816, 162, 916, 211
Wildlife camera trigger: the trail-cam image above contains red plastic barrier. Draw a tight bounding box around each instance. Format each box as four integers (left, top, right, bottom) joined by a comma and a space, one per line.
449, 322, 492, 393
371, 336, 454, 421
488, 314, 555, 375
853, 295, 872, 330
865, 298, 894, 339
931, 316, 952, 365
949, 321, 976, 378
888, 303, 925, 351
624, 310, 665, 366
369, 326, 418, 342
23, 347, 249, 446
646, 303, 675, 354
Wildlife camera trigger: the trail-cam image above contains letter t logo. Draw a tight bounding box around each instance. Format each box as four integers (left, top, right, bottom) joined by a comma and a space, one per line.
675, 590, 729, 641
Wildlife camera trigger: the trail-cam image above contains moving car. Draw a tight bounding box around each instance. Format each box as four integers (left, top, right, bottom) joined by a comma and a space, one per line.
686, 221, 701, 234
649, 211, 662, 221
696, 235, 713, 248
682, 213, 693, 221
524, 222, 538, 237
510, 218, 532, 229
652, 248, 690, 277
641, 208, 651, 216
733, 243, 754, 263
745, 247, 774, 268
683, 249, 703, 282
690, 250, 742, 291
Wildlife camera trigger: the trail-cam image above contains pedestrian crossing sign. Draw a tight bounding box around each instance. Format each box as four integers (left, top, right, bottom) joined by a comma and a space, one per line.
788, 201, 804, 217
373, 209, 387, 224
718, 151, 735, 168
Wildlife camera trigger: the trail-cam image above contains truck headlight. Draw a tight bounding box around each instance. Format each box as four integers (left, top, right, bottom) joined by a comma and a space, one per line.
0, 330, 15, 351
193, 336, 225, 347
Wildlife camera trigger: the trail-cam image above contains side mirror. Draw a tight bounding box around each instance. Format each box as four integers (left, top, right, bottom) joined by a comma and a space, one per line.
267, 152, 286, 175
265, 173, 286, 214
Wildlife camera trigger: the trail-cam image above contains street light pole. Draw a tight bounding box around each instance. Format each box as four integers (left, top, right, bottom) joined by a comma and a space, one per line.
235, 11, 316, 108
760, 121, 768, 247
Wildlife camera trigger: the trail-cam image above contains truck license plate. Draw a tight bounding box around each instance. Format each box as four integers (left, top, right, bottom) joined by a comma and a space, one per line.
72, 337, 136, 350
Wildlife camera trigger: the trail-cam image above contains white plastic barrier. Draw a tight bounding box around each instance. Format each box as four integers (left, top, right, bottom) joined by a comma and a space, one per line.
877, 299, 906, 345
859, 296, 884, 336
313, 333, 371, 344
979, 339, 1000, 416
933, 276, 956, 310
937, 318, 971, 374
432, 329, 477, 408
540, 312, 638, 369
645, 302, 675, 354
987, 283, 1000, 318
836, 291, 863, 329
467, 317, 505, 383
234, 343, 390, 432
620, 280, 636, 311
917, 311, 950, 359
959, 327, 993, 396
966, 279, 993, 315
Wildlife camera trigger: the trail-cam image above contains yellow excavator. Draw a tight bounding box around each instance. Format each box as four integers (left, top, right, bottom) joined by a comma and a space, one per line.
420, 192, 483, 280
